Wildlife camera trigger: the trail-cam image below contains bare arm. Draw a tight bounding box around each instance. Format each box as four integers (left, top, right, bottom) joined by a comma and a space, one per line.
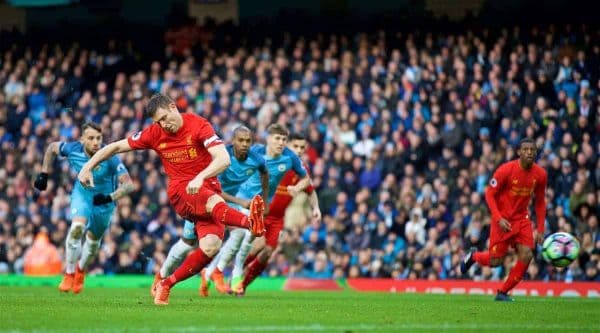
79, 139, 132, 187
221, 192, 251, 208
186, 144, 230, 194
197, 144, 231, 180
41, 142, 60, 173
307, 188, 322, 222
260, 169, 270, 199
110, 173, 135, 201
287, 175, 310, 197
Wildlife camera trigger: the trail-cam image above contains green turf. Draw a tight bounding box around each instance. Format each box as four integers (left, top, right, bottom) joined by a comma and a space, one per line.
1, 286, 599, 333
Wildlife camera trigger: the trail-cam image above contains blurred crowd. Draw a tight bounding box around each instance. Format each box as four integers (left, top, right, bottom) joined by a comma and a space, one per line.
0, 22, 599, 283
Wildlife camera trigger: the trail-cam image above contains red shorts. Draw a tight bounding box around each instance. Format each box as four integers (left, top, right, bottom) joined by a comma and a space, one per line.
489, 218, 534, 258
170, 181, 225, 239
194, 218, 225, 240
264, 215, 284, 248
170, 181, 221, 220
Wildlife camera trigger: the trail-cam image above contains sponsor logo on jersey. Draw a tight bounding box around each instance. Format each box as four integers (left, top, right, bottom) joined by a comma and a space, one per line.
490, 178, 497, 187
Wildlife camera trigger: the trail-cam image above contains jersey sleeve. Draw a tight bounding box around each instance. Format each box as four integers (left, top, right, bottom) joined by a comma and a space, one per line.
58, 141, 80, 157
283, 147, 307, 177
249, 149, 267, 173
195, 116, 223, 149
485, 162, 510, 221
127, 125, 159, 150
110, 155, 129, 177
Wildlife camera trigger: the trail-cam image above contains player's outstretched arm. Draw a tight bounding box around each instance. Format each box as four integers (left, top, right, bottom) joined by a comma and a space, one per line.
288, 175, 310, 197
93, 173, 135, 205
79, 139, 132, 187
33, 141, 60, 191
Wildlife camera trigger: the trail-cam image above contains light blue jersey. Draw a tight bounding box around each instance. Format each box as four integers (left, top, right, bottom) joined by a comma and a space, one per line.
236, 145, 307, 202
183, 144, 267, 240
218, 144, 266, 195
60, 141, 129, 237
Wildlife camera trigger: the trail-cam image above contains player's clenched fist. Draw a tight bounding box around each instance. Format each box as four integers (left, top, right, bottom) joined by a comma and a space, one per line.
499, 218, 511, 232
186, 176, 204, 194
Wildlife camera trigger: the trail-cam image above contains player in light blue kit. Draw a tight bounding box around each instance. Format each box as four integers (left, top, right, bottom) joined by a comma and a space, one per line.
201, 123, 311, 296
153, 126, 269, 294
33, 122, 133, 294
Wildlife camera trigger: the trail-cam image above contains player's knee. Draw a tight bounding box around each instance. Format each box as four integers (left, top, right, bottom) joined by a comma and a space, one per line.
520, 248, 534, 263
69, 223, 85, 239
199, 235, 222, 257
490, 257, 504, 267
260, 246, 274, 262
205, 194, 224, 213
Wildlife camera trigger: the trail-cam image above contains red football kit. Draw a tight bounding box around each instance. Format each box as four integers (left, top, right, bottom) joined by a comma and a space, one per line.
485, 159, 547, 258
128, 113, 226, 238
263, 162, 314, 248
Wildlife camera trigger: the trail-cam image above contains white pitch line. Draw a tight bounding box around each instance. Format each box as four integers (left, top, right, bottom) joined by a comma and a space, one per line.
3, 323, 600, 333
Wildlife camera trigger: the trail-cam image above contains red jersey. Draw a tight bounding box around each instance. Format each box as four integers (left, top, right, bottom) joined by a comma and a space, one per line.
268, 162, 314, 219
485, 160, 548, 233
127, 113, 223, 197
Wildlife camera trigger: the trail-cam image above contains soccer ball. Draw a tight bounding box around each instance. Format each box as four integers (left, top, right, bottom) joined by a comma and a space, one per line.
542, 232, 580, 267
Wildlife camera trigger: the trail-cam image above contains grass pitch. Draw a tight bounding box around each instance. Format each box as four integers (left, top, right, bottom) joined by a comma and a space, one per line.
1, 286, 599, 332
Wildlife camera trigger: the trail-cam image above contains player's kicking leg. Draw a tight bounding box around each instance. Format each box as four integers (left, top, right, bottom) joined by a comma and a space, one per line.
151, 221, 197, 297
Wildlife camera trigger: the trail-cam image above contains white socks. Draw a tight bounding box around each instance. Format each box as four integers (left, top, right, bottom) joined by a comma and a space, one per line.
160, 238, 195, 278
211, 228, 247, 274
232, 240, 253, 278
65, 223, 84, 274
78, 236, 100, 271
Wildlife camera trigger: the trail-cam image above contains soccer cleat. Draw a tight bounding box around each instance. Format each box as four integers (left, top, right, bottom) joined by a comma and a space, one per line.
248, 195, 266, 237
72, 265, 85, 294
58, 273, 75, 293
199, 269, 209, 297
211, 268, 231, 294
494, 290, 514, 302
460, 247, 476, 274
231, 277, 245, 297
154, 281, 171, 305
150, 272, 162, 297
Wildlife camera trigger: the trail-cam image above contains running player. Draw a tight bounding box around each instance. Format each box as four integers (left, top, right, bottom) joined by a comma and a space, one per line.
33, 122, 134, 294
200, 124, 310, 296
461, 138, 547, 301
232, 132, 322, 295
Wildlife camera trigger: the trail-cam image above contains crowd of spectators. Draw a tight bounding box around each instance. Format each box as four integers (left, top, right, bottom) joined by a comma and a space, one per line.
1, 21, 599, 283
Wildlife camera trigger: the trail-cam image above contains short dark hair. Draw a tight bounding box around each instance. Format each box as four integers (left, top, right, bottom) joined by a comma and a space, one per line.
267, 123, 289, 137
518, 138, 536, 149
81, 122, 102, 133
146, 93, 175, 118
233, 125, 251, 138
289, 132, 306, 141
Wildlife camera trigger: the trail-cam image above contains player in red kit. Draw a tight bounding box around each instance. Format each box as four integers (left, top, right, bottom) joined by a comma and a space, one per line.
232, 132, 322, 295
461, 138, 547, 301
78, 94, 265, 305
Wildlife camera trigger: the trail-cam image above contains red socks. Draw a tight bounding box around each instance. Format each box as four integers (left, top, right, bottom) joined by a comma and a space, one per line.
244, 254, 256, 268
162, 249, 211, 288
500, 260, 528, 294
242, 257, 268, 288
473, 252, 490, 266
211, 202, 249, 229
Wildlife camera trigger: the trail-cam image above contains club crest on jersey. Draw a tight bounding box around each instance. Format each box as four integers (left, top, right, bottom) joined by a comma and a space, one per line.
187, 135, 193, 145
188, 148, 198, 159
158, 142, 167, 149
132, 131, 142, 141
246, 169, 254, 175
278, 164, 286, 172
490, 178, 498, 187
